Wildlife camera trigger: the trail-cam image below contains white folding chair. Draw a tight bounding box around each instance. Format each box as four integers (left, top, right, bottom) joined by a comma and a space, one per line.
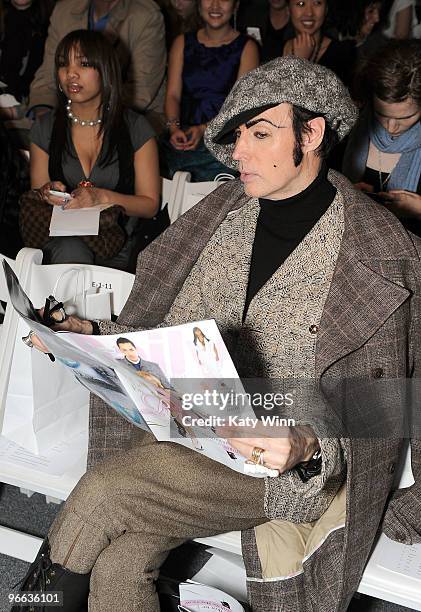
195, 443, 421, 609
161, 171, 190, 224
168, 172, 235, 224
0, 247, 135, 561
0, 252, 16, 330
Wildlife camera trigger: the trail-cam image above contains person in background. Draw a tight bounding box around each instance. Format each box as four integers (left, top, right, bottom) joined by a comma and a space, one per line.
159, 0, 203, 49
28, 0, 167, 133
383, 0, 420, 38
329, 0, 383, 39
283, 0, 357, 86
28, 30, 160, 267
236, 0, 292, 62
343, 39, 421, 234
160, 0, 259, 181
0, 0, 55, 120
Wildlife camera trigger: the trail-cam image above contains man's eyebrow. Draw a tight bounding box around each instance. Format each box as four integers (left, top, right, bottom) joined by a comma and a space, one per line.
244, 118, 287, 129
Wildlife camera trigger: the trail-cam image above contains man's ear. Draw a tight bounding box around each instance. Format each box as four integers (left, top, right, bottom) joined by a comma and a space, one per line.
302, 117, 326, 153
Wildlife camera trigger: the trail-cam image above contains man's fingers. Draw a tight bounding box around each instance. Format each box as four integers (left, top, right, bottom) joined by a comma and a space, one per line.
31, 334, 50, 353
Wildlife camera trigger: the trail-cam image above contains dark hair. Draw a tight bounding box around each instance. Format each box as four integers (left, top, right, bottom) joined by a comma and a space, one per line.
328, 0, 383, 38
0, 0, 55, 36
291, 105, 339, 167
50, 29, 124, 167
354, 39, 421, 107
116, 337, 136, 348
192, 326, 209, 345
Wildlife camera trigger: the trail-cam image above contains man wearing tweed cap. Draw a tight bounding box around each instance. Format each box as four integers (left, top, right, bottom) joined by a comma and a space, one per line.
14, 57, 421, 612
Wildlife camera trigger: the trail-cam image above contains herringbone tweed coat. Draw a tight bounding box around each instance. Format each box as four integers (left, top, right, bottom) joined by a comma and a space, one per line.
89, 170, 421, 611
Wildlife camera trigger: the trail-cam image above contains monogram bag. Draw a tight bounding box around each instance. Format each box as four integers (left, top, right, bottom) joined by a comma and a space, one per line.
19, 189, 125, 259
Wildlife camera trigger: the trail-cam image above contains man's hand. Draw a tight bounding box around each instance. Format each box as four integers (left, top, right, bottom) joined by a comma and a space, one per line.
28, 309, 94, 356
221, 423, 319, 473
379, 190, 421, 219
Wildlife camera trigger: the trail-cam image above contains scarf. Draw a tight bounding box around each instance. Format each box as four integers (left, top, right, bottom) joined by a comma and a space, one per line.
342, 107, 421, 193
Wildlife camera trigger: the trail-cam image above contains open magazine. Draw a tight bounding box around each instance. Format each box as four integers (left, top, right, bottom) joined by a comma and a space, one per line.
3, 260, 269, 476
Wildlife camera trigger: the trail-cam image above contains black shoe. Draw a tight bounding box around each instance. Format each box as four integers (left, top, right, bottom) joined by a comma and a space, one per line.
11, 539, 90, 611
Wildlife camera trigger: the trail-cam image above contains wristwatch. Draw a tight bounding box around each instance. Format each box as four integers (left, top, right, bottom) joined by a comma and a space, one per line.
295, 449, 322, 483
90, 320, 101, 335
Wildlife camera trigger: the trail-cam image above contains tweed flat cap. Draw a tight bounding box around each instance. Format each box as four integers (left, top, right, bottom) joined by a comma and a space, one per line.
204, 56, 358, 170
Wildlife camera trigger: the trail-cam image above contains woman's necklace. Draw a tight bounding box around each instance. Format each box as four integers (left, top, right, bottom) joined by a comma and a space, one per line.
66, 99, 102, 127
377, 149, 391, 192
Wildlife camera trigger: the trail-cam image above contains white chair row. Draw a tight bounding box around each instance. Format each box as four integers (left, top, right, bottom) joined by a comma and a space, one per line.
164, 172, 235, 224
0, 248, 135, 562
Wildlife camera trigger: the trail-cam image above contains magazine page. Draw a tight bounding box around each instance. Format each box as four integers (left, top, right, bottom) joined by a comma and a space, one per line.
2, 260, 150, 432
179, 582, 245, 612
63, 321, 258, 475
3, 261, 264, 474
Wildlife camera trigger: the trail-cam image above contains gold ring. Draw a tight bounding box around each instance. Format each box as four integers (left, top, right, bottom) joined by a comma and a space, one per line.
250, 447, 265, 465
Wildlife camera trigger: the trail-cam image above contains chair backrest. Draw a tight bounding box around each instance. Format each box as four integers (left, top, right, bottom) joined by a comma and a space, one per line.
169, 173, 235, 223
161, 171, 190, 224
0, 252, 16, 304
0, 247, 135, 429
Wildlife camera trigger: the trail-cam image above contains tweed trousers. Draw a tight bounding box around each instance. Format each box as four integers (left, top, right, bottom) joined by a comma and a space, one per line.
48, 432, 266, 612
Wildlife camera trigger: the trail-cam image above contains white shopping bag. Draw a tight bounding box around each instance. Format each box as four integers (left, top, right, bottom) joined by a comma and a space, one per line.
52, 268, 112, 321
1, 319, 89, 455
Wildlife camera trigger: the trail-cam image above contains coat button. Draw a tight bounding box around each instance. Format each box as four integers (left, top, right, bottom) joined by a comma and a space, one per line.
388, 462, 396, 474
309, 324, 319, 335
372, 367, 384, 379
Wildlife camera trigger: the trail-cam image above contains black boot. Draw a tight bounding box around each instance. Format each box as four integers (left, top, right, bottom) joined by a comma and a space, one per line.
11, 539, 90, 611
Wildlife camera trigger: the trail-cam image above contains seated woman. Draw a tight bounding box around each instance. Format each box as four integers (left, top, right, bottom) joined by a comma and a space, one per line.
282, 0, 357, 86
28, 29, 160, 268
342, 39, 421, 235
329, 0, 385, 60
0, 0, 54, 120
160, 0, 259, 182
237, 0, 292, 62
160, 0, 203, 49
383, 0, 420, 39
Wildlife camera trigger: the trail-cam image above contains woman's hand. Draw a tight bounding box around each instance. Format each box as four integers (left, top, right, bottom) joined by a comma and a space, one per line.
221, 424, 319, 473
38, 181, 70, 206
379, 190, 421, 219
285, 33, 317, 60
183, 125, 206, 151
65, 187, 107, 209
169, 127, 190, 150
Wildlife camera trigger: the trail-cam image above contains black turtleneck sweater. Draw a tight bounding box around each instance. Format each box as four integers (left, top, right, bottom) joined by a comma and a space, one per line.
244, 165, 336, 318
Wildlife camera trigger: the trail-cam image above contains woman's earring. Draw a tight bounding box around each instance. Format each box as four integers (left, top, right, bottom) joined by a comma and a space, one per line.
58, 84, 63, 93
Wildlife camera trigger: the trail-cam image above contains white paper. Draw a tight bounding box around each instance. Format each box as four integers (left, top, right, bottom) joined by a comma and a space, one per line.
192, 549, 247, 603
0, 93, 20, 108
179, 582, 244, 612
377, 535, 421, 581
0, 428, 88, 476
49, 207, 100, 236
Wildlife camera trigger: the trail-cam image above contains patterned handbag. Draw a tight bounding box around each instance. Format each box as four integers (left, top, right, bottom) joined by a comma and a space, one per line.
19, 189, 126, 259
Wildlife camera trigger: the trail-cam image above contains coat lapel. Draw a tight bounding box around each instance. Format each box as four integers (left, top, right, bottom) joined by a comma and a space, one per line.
316, 171, 418, 377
